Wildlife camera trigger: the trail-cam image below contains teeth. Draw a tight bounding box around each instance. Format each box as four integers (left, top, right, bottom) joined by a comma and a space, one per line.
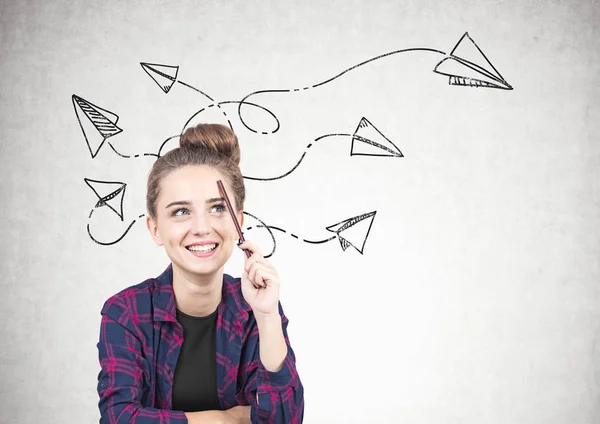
187, 244, 217, 252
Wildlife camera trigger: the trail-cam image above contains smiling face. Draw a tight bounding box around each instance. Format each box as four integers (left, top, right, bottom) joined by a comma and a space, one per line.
146, 165, 244, 282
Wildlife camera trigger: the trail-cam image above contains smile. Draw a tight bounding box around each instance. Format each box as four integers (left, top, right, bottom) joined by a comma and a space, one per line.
186, 243, 218, 253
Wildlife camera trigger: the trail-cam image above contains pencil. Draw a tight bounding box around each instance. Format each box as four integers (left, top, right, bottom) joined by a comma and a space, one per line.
217, 180, 251, 259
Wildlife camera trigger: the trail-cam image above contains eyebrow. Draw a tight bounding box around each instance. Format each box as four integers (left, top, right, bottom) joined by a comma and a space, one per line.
164, 198, 224, 209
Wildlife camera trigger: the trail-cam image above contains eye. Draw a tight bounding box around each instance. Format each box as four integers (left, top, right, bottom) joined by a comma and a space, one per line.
172, 208, 189, 217
210, 203, 226, 213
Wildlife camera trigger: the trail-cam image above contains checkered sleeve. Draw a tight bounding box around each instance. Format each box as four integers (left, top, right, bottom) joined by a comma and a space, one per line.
97, 298, 188, 424
243, 302, 305, 423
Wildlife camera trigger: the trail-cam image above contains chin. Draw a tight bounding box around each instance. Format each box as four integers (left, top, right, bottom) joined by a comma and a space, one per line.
176, 246, 230, 276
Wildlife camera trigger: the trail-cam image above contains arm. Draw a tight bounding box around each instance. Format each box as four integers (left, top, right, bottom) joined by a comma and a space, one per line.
242, 303, 305, 424
236, 240, 304, 423
97, 301, 189, 424
185, 407, 250, 424
255, 312, 287, 372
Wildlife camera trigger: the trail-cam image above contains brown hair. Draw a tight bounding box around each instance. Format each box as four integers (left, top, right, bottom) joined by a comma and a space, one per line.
146, 123, 245, 218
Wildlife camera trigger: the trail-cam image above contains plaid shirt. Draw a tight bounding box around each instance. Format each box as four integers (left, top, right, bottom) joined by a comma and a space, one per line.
96, 265, 304, 423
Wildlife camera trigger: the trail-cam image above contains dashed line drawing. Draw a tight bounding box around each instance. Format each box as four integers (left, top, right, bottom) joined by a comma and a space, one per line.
433, 32, 513, 90
242, 211, 277, 259
140, 62, 218, 102
78, 32, 512, 255
243, 117, 402, 181
180, 100, 277, 137
245, 210, 377, 255
232, 32, 511, 135
235, 48, 445, 135
73, 94, 164, 159
108, 134, 184, 159
91, 32, 509, 164
87, 218, 139, 246
140, 61, 233, 129
82, 183, 374, 256
82, 181, 279, 254
72, 95, 123, 158
140, 32, 511, 138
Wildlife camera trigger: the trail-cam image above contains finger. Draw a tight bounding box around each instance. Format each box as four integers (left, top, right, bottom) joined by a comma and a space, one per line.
255, 268, 268, 289
252, 265, 279, 289
238, 239, 263, 258
244, 252, 273, 276
242, 269, 262, 290
243, 252, 260, 274
244, 254, 276, 276
248, 263, 267, 288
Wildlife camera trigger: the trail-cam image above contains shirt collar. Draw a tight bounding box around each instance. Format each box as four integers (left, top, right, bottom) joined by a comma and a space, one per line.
152, 264, 252, 322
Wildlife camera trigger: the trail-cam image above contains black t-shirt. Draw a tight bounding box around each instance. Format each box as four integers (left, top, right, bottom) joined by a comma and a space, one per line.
171, 308, 220, 412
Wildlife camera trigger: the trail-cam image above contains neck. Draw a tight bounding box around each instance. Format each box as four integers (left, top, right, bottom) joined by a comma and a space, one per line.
172, 265, 223, 317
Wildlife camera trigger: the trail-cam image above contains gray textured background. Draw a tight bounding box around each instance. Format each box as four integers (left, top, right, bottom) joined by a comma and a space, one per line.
1, 0, 599, 423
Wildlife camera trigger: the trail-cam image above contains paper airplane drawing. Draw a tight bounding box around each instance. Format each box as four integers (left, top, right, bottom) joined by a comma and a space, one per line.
351, 118, 403, 157
241, 210, 377, 256
326, 211, 377, 254
72, 95, 123, 158
84, 178, 127, 220
140, 62, 179, 93
433, 32, 512, 90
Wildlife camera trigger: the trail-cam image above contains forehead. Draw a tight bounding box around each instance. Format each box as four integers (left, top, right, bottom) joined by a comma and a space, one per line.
158, 165, 229, 202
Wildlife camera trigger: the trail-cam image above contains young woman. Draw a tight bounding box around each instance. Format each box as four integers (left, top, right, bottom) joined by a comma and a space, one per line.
96, 124, 304, 424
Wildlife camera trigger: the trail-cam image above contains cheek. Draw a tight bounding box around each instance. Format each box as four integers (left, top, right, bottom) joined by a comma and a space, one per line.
214, 219, 237, 240
164, 223, 188, 245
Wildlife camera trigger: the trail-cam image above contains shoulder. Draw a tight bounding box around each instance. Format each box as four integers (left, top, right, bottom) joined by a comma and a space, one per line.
100, 277, 158, 319
223, 273, 242, 292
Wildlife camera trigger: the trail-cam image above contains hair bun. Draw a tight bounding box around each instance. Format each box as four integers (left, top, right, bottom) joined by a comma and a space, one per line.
179, 123, 241, 165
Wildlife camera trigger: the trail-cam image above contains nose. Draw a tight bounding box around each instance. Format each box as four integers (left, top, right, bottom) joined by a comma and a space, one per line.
191, 210, 210, 236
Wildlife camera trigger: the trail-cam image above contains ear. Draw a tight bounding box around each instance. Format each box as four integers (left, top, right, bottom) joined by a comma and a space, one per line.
146, 216, 164, 246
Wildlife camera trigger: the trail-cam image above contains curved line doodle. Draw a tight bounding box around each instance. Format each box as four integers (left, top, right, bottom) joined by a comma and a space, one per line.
77, 32, 512, 255
243, 117, 403, 181
244, 210, 377, 255
140, 62, 233, 130
260, 225, 337, 244
241, 211, 277, 259
236, 48, 446, 134
87, 215, 139, 246
73, 94, 172, 159
142, 32, 511, 139
110, 134, 182, 159
84, 178, 280, 255
78, 32, 511, 162
86, 208, 279, 255
108, 142, 161, 159
180, 100, 281, 136
109, 134, 182, 159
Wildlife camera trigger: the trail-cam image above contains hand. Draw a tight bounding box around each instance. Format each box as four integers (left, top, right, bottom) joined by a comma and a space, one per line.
238, 240, 280, 316
185, 406, 250, 424
222, 405, 251, 424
